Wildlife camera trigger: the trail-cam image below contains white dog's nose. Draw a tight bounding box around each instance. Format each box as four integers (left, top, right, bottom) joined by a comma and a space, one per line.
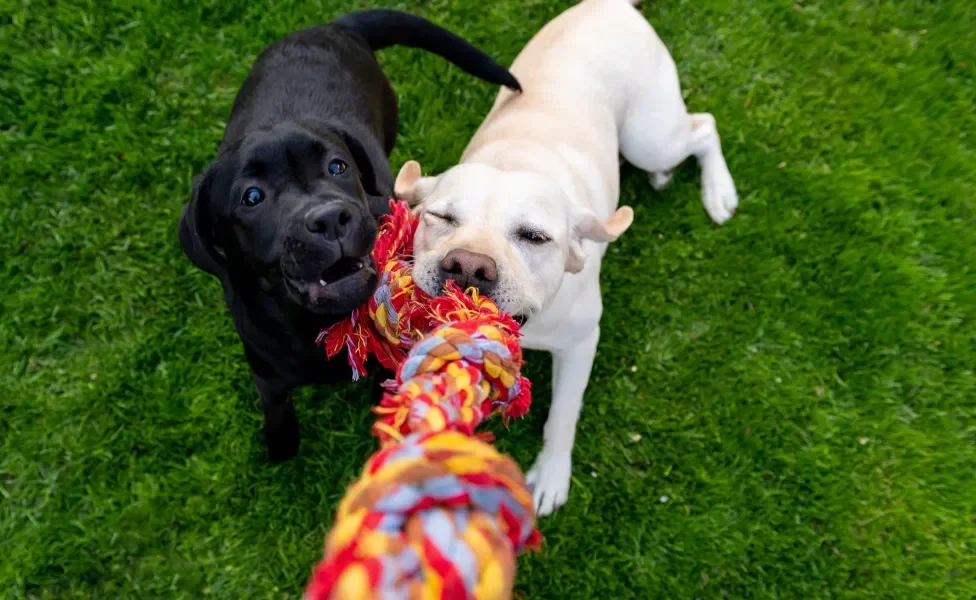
439, 249, 498, 295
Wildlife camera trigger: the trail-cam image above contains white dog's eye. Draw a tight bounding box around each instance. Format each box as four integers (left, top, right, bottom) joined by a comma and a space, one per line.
518, 228, 551, 244
425, 211, 458, 226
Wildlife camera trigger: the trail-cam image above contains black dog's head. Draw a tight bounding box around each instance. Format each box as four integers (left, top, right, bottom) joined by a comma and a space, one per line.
180, 121, 391, 316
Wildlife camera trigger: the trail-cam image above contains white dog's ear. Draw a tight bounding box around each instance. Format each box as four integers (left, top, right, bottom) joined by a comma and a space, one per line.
576, 205, 634, 242
565, 206, 634, 273
395, 160, 439, 207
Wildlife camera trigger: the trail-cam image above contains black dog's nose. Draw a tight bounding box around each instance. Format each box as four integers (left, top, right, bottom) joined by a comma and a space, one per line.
305, 204, 353, 240
440, 249, 498, 295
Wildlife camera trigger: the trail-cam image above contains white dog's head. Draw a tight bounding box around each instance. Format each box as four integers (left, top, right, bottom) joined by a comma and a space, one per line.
395, 160, 633, 319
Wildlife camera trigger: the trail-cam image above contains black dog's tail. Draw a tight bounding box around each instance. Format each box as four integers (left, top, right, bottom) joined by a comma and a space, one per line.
334, 10, 521, 92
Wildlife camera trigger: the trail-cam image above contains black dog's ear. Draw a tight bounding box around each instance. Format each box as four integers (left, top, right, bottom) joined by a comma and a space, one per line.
366, 193, 393, 218
325, 122, 392, 200
179, 167, 228, 282
334, 129, 389, 198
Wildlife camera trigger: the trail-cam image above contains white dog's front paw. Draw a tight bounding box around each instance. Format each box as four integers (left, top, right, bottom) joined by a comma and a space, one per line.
526, 450, 572, 516
701, 164, 738, 224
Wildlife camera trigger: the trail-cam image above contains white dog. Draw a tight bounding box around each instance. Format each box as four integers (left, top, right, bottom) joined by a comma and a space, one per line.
395, 0, 737, 515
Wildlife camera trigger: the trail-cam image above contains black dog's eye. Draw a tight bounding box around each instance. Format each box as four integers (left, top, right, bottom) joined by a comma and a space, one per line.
519, 229, 551, 244
328, 159, 347, 176
241, 187, 265, 207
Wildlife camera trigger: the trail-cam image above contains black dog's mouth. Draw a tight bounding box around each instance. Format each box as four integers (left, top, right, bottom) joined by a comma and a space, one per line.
283, 255, 377, 313
319, 256, 366, 284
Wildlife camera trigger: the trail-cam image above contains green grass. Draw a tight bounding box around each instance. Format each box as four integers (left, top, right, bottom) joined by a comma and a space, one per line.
2, 0, 975, 597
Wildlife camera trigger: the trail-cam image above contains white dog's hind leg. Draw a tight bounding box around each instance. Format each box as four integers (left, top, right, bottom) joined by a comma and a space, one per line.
527, 327, 600, 516
650, 169, 674, 190
616, 30, 738, 222
618, 58, 697, 191
686, 112, 738, 223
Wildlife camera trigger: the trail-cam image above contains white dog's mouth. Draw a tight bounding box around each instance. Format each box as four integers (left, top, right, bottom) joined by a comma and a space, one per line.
417, 257, 541, 320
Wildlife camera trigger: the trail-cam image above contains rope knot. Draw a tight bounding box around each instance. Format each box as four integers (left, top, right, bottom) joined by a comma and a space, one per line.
305, 431, 539, 600
374, 322, 526, 446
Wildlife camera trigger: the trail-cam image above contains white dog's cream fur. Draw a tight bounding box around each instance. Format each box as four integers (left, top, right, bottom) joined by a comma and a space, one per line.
396, 0, 737, 515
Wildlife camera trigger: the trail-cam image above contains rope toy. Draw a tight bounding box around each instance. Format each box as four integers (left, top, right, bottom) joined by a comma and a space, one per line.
305, 200, 540, 600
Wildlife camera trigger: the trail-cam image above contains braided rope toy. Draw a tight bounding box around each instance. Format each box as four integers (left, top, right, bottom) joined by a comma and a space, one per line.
305, 200, 541, 600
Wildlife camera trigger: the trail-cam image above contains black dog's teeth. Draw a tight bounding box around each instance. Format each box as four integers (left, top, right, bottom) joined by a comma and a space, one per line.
318, 257, 366, 283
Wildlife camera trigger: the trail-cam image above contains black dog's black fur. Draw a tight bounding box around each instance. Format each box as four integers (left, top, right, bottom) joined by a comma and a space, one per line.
179, 10, 520, 462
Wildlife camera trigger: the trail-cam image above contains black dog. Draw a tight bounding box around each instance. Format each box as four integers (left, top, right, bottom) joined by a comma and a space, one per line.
179, 10, 520, 462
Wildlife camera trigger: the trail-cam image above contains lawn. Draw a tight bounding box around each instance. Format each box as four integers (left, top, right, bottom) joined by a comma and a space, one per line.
2, 0, 975, 597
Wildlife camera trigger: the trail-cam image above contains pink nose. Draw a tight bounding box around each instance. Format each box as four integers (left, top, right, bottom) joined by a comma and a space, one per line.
439, 249, 498, 294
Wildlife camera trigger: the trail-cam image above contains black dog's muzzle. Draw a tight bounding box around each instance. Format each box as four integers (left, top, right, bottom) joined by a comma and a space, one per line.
279, 199, 379, 313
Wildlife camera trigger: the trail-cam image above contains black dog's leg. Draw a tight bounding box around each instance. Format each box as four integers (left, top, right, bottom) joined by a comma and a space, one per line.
371, 373, 390, 405
255, 375, 300, 463
369, 366, 396, 404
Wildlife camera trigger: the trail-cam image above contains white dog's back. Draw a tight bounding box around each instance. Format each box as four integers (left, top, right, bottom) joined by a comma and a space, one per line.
463, 0, 681, 221
498, 0, 665, 110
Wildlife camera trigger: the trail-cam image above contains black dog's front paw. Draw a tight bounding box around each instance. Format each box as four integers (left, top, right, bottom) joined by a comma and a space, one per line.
266, 432, 300, 463
264, 408, 300, 463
